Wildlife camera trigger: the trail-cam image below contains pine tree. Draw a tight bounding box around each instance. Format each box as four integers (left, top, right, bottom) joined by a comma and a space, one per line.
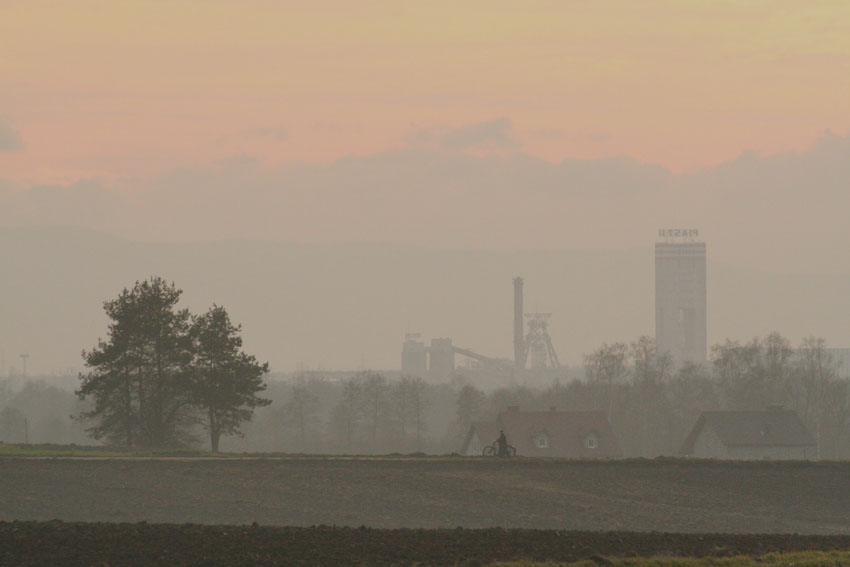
190, 305, 270, 452
77, 277, 193, 447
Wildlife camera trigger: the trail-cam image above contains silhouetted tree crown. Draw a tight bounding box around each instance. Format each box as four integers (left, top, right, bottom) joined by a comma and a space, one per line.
77, 277, 193, 447
77, 278, 270, 450
190, 304, 270, 452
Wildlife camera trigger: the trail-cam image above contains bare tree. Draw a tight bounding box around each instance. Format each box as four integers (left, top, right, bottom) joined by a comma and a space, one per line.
820, 379, 850, 458
282, 376, 321, 451
407, 376, 429, 449
488, 385, 538, 416
795, 336, 838, 454
450, 384, 486, 447
764, 332, 794, 380
629, 336, 673, 456
359, 371, 389, 447
630, 336, 673, 386
390, 375, 429, 450
711, 334, 793, 410
584, 342, 629, 385
584, 342, 629, 418
0, 406, 27, 443
329, 378, 363, 452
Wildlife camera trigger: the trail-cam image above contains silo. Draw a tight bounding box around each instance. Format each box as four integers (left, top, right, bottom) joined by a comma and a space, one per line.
401, 334, 427, 377
428, 338, 455, 380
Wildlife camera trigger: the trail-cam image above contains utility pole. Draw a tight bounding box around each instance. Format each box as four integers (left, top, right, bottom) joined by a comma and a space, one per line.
19, 354, 29, 378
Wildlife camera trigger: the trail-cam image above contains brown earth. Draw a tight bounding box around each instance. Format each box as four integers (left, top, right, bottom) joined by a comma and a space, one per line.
5, 522, 850, 567
2, 457, 850, 533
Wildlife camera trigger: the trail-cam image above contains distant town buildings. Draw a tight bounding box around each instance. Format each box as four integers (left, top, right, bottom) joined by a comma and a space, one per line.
655, 229, 707, 364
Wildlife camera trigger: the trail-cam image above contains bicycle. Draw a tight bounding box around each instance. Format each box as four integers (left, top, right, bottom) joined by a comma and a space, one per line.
482, 442, 516, 457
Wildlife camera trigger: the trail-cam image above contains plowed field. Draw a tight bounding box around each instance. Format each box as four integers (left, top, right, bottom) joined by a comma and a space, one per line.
2, 457, 850, 533
4, 522, 850, 567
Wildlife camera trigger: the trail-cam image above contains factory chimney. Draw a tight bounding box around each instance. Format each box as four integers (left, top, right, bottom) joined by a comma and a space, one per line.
513, 277, 526, 370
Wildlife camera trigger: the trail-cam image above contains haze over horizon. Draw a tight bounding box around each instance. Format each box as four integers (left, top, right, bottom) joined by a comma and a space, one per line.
2, 2, 850, 376
1, 226, 850, 379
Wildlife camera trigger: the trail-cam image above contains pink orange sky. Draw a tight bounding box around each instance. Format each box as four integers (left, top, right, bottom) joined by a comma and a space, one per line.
2, 1, 850, 187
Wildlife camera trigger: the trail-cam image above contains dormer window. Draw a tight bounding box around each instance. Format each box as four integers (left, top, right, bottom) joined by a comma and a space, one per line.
584, 433, 598, 449
535, 433, 549, 448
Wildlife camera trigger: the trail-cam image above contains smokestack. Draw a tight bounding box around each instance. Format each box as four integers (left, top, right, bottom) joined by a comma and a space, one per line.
513, 277, 525, 370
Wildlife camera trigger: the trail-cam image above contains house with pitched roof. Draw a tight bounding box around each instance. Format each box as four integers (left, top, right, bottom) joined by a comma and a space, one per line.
462, 406, 621, 458
679, 406, 817, 460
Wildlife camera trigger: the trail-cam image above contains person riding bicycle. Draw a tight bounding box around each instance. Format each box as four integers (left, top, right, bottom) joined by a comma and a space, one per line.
496, 429, 509, 457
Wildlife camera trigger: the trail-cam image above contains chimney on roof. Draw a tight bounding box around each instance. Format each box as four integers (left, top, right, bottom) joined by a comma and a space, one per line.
506, 405, 519, 413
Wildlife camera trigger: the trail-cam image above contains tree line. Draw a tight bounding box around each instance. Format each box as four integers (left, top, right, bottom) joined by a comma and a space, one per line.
233, 371, 438, 454
6, 329, 850, 458
572, 333, 850, 457
76, 277, 270, 451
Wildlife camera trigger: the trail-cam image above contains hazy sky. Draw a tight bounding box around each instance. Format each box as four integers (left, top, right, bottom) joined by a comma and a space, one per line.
2, 2, 850, 375
1, 2, 849, 261
2, 1, 849, 185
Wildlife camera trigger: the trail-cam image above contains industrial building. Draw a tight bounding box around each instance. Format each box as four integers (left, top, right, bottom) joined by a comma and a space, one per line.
400, 333, 427, 377
655, 229, 707, 364
401, 335, 457, 380
400, 334, 511, 381
401, 277, 558, 381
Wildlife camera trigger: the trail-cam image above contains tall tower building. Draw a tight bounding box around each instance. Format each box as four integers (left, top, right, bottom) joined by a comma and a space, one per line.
655, 229, 707, 364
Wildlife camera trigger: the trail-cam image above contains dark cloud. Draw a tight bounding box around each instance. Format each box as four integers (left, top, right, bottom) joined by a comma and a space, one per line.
439, 117, 519, 151
403, 128, 437, 147
534, 128, 569, 140
5, 128, 850, 273
245, 125, 288, 141
534, 129, 610, 143
0, 121, 22, 151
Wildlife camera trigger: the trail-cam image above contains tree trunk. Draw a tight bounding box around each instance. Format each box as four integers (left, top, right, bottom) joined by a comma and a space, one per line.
124, 368, 133, 447
209, 409, 220, 452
